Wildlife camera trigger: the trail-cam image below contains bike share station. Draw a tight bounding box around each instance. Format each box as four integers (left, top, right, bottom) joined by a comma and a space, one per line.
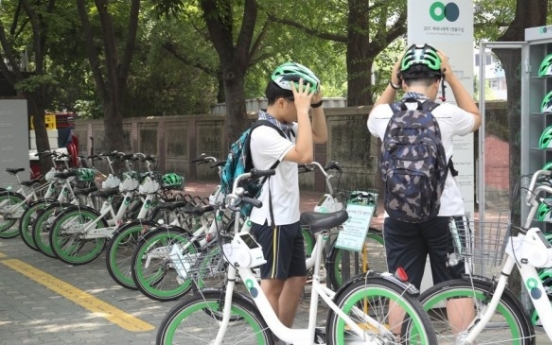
477, 25, 552, 328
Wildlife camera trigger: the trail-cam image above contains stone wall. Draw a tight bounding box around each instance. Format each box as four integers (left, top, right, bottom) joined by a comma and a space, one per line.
75, 101, 508, 192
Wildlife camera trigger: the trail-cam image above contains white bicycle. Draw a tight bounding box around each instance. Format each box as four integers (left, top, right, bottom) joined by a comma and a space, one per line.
418, 168, 552, 344
155, 169, 437, 345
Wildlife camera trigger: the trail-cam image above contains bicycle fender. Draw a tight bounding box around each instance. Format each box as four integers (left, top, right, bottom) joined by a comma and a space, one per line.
112, 219, 158, 237
331, 271, 420, 303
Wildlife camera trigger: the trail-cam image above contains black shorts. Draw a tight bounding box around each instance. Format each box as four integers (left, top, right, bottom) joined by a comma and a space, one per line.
251, 221, 307, 280
383, 216, 466, 290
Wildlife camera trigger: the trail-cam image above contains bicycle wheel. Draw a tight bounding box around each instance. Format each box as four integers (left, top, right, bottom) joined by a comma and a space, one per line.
32, 202, 71, 258
327, 228, 386, 289
132, 226, 197, 301
326, 275, 437, 345
156, 290, 273, 345
0, 191, 26, 238
19, 199, 52, 250
419, 278, 534, 345
106, 219, 158, 289
49, 206, 107, 265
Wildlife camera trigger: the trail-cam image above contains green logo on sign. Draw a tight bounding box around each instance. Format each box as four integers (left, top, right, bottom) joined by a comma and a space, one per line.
430, 1, 459, 22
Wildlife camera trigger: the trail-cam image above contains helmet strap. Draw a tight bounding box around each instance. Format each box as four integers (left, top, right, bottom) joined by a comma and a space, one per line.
439, 75, 447, 102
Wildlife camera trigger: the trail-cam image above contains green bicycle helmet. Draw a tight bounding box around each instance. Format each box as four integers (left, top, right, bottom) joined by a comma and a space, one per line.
542, 90, 552, 113
539, 126, 552, 149
538, 53, 552, 77
271, 62, 320, 94
400, 44, 443, 80
543, 162, 552, 171
76, 168, 95, 182
161, 173, 183, 189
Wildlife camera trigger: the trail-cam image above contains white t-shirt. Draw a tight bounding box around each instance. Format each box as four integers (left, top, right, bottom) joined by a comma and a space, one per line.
249, 123, 300, 226
367, 101, 475, 216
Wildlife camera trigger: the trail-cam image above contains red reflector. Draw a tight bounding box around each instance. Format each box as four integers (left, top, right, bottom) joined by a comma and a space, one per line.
395, 267, 409, 282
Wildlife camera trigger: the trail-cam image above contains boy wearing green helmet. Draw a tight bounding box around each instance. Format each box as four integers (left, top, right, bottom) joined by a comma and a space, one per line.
249, 62, 327, 337
367, 44, 481, 337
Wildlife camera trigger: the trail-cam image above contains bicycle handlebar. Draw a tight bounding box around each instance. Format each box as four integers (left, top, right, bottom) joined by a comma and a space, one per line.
525, 169, 552, 205
192, 153, 218, 164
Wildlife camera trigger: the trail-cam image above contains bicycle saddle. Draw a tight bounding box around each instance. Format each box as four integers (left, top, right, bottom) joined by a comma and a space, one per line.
300, 210, 348, 234
74, 186, 98, 196
182, 204, 215, 216
90, 187, 119, 198
54, 171, 77, 179
5, 168, 24, 175
154, 200, 189, 211
20, 179, 42, 187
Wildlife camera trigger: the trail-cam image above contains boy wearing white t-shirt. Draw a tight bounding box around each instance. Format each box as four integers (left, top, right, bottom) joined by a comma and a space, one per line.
250, 62, 327, 331
368, 44, 481, 336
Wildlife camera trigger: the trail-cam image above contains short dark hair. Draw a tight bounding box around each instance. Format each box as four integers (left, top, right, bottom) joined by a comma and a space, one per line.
265, 81, 293, 105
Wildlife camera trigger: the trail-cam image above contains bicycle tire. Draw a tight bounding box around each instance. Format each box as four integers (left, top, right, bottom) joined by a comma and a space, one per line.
327, 228, 386, 290
156, 290, 273, 345
132, 226, 197, 301
49, 205, 108, 265
106, 219, 158, 289
326, 275, 437, 345
0, 191, 26, 238
32, 202, 72, 258
19, 199, 53, 250
419, 278, 535, 344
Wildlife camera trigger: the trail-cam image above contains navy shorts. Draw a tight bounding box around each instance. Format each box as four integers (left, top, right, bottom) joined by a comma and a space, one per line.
251, 221, 307, 280
383, 216, 466, 290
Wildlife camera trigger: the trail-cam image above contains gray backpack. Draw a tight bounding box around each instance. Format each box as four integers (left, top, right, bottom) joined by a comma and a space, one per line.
379, 98, 449, 223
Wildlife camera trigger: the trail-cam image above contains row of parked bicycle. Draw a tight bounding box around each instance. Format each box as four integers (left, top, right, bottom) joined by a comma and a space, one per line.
4, 150, 552, 343
0, 150, 387, 303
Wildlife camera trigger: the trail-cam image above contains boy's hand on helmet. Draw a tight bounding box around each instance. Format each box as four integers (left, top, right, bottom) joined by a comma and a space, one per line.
437, 50, 452, 77
291, 78, 315, 114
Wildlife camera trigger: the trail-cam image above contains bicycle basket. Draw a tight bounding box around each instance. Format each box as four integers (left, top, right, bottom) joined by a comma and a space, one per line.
449, 218, 512, 271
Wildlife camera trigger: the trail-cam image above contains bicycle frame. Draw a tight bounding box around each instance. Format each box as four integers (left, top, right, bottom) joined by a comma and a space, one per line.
463, 170, 552, 343
213, 172, 392, 345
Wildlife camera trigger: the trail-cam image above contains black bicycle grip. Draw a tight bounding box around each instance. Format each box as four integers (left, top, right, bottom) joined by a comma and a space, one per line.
242, 196, 263, 209
250, 168, 275, 178
145, 155, 156, 162
211, 161, 226, 168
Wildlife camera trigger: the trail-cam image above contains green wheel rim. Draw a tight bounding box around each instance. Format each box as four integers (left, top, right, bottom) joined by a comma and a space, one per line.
50, 209, 106, 264
108, 224, 144, 288
337, 286, 429, 344
423, 287, 522, 344
34, 207, 59, 257
163, 300, 268, 345
20, 202, 47, 250
0, 194, 24, 237
135, 231, 196, 299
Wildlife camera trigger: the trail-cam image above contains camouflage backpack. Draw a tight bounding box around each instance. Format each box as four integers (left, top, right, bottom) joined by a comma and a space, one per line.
379, 98, 448, 223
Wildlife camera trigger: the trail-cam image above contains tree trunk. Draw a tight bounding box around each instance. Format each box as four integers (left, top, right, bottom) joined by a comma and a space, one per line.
102, 100, 124, 154
27, 96, 53, 174
222, 66, 249, 145
346, 0, 372, 106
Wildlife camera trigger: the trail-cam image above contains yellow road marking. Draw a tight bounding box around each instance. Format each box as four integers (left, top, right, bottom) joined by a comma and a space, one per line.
1, 259, 154, 332
0, 252, 6, 258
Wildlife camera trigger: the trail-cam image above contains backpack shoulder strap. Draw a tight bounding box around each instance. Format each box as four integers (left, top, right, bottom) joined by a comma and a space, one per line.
250, 119, 287, 138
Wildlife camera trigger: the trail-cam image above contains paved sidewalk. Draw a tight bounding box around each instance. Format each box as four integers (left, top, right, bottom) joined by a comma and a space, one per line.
1, 181, 550, 344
